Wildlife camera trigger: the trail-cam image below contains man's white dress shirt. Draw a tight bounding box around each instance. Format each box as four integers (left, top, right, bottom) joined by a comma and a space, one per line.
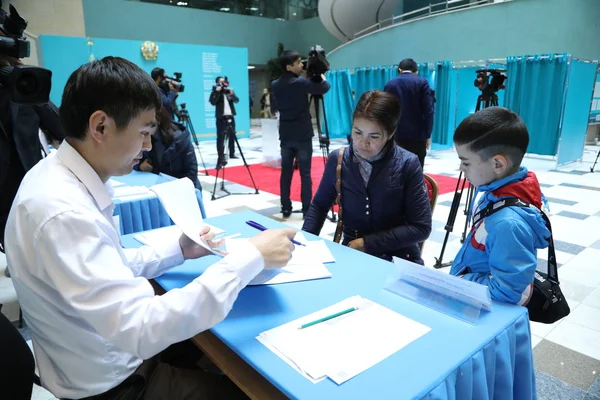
223, 93, 233, 116
5, 140, 264, 398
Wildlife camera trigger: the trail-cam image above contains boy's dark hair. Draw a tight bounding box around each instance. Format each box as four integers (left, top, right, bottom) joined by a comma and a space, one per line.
278, 50, 301, 71
150, 67, 165, 81
353, 90, 401, 137
60, 56, 161, 140
454, 107, 529, 164
398, 58, 418, 73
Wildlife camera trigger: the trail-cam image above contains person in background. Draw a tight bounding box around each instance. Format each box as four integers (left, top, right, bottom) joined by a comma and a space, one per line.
303, 91, 432, 264
210, 76, 239, 165
5, 56, 297, 400
136, 107, 202, 190
384, 58, 435, 169
151, 67, 178, 121
271, 50, 331, 218
260, 88, 272, 119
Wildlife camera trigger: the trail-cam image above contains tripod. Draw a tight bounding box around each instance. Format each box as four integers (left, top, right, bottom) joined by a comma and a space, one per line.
309, 94, 337, 222
178, 104, 208, 176
211, 117, 259, 200
433, 93, 499, 269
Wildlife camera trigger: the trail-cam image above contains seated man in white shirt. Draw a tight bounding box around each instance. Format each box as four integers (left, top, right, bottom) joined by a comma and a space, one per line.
5, 56, 297, 400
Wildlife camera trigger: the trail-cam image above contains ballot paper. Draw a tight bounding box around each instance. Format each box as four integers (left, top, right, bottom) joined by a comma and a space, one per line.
112, 185, 152, 199
257, 296, 431, 384
133, 224, 227, 246
149, 179, 221, 256
226, 238, 333, 285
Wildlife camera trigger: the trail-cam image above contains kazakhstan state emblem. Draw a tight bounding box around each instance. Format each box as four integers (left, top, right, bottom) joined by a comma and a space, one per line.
141, 41, 159, 61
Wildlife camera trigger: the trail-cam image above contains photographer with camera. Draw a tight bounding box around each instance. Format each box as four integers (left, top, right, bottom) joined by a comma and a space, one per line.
270, 49, 330, 218
209, 76, 239, 165
151, 67, 180, 121
0, 4, 64, 256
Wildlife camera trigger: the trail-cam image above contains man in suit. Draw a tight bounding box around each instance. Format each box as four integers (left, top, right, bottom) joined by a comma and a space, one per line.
209, 76, 239, 166
384, 58, 435, 169
270, 50, 330, 218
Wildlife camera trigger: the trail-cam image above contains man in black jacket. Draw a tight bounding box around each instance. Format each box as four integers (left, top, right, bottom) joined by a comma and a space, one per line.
384, 58, 435, 169
151, 68, 179, 121
271, 50, 330, 218
209, 76, 239, 166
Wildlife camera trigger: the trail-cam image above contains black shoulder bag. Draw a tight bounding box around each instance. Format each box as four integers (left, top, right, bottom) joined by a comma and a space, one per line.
472, 197, 570, 324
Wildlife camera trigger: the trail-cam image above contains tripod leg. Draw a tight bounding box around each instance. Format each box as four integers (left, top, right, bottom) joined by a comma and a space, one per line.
434, 173, 467, 269
195, 144, 209, 176
233, 135, 260, 194
461, 184, 475, 243
591, 150, 600, 172
211, 167, 220, 200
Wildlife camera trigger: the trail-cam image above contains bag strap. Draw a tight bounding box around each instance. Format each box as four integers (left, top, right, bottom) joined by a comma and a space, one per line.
472, 197, 558, 284
333, 147, 346, 243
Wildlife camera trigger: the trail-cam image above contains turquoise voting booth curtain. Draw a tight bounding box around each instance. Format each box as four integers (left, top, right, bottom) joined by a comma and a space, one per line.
504, 54, 569, 156
353, 66, 397, 105
431, 61, 453, 145
323, 69, 354, 139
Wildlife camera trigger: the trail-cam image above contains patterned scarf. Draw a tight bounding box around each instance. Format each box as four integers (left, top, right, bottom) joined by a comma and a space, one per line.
352, 144, 389, 185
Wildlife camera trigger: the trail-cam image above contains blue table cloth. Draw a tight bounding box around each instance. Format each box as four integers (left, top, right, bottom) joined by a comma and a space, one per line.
113, 171, 206, 235
122, 211, 536, 400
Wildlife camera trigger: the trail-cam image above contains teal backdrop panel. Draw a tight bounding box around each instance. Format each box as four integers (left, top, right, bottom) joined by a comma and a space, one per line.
589, 69, 600, 124
39, 35, 249, 141
557, 60, 598, 165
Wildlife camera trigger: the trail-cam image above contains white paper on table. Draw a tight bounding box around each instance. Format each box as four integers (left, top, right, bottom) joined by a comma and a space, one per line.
150, 179, 221, 256
258, 296, 431, 385
226, 239, 332, 285
108, 178, 125, 187
289, 240, 335, 265
134, 224, 226, 247
112, 185, 152, 199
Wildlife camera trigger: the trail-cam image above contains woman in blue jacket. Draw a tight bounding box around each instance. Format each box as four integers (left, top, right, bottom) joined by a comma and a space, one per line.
136, 107, 202, 190
302, 91, 432, 263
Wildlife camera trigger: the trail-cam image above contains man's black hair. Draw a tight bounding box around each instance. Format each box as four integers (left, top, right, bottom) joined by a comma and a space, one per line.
398, 58, 418, 73
278, 50, 302, 72
215, 76, 223, 84
150, 67, 165, 81
454, 107, 529, 164
60, 56, 161, 140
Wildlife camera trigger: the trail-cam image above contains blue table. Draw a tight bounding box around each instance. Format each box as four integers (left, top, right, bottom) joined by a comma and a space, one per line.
122, 211, 536, 400
112, 171, 206, 235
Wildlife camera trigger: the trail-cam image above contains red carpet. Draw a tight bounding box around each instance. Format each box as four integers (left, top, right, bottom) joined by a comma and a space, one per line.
206, 157, 459, 203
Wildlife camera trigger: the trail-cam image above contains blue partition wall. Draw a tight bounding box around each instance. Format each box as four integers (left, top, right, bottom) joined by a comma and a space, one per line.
590, 70, 600, 124
556, 59, 598, 165
39, 35, 250, 141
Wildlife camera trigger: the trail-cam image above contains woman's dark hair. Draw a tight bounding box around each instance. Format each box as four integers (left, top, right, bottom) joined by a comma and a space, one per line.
353, 90, 402, 137
156, 107, 175, 146
60, 56, 161, 140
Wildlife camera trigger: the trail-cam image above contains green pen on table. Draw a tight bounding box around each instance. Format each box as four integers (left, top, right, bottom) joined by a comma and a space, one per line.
298, 306, 359, 329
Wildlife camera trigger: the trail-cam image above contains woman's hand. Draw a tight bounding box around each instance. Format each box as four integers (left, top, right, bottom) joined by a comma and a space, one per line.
139, 159, 153, 172
348, 238, 365, 252
179, 226, 227, 260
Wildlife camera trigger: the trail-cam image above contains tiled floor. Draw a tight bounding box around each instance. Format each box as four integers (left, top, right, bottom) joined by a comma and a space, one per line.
2, 127, 600, 399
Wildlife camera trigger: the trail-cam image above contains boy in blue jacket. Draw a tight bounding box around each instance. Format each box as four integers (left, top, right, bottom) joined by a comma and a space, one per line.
450, 107, 551, 305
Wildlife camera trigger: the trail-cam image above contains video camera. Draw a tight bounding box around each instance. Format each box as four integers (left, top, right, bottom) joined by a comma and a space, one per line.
165, 71, 185, 93
474, 69, 507, 98
0, 3, 52, 105
214, 76, 232, 95
302, 45, 330, 82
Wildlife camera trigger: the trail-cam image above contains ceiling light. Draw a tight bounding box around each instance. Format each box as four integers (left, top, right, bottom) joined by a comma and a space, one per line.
176, 1, 187, 5
247, 7, 259, 11
292, 12, 297, 16
247, 66, 256, 70
220, 7, 230, 11
276, 18, 285, 21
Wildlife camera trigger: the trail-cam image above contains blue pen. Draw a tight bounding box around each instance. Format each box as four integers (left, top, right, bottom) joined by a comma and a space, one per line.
246, 220, 305, 246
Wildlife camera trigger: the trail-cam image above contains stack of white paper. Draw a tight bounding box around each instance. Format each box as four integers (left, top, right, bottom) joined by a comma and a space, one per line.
226, 236, 334, 285
257, 296, 431, 384
134, 225, 227, 247
112, 185, 153, 199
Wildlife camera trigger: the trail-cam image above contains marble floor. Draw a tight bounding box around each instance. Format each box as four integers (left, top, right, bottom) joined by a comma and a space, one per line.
3, 127, 600, 399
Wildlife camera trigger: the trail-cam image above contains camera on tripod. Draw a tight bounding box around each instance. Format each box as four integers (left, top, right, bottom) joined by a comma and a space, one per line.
164, 71, 185, 93
0, 4, 52, 105
474, 69, 507, 98
302, 45, 330, 82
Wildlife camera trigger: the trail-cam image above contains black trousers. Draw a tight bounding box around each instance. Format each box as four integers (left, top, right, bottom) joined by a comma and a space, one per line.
216, 116, 236, 160
80, 340, 247, 400
280, 140, 313, 213
396, 138, 427, 170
